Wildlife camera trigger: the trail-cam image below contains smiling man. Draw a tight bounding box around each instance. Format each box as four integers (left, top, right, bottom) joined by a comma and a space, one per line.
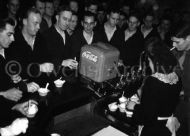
42, 6, 78, 72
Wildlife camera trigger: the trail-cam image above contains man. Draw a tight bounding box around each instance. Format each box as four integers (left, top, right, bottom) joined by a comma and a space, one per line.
35, 0, 46, 33
6, 0, 20, 22
140, 12, 159, 42
172, 23, 190, 136
70, 11, 101, 61
85, 1, 98, 14
98, 8, 124, 50
0, 18, 38, 131
69, 0, 79, 13
67, 12, 78, 36
6, 7, 54, 83
35, 0, 45, 16
120, 12, 144, 66
43, 6, 77, 72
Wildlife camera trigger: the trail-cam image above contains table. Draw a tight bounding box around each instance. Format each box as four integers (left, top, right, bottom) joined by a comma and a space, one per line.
92, 94, 138, 136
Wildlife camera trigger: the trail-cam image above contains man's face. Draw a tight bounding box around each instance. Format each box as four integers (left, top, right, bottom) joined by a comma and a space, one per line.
108, 12, 120, 28
45, 2, 54, 17
0, 24, 14, 49
128, 16, 139, 32
24, 13, 42, 36
69, 1, 78, 13
7, 0, 20, 16
36, 0, 45, 15
172, 37, 190, 51
56, 11, 72, 31
68, 15, 78, 31
144, 15, 153, 29
82, 16, 96, 34
88, 5, 98, 14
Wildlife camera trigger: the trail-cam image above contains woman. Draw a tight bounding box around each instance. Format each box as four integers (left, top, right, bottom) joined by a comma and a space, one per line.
127, 37, 182, 136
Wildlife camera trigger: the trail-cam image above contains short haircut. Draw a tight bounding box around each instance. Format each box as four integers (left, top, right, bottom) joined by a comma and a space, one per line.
107, 7, 120, 15
173, 23, 190, 39
56, 5, 72, 16
0, 18, 15, 32
128, 11, 141, 22
22, 7, 41, 19
85, 0, 98, 8
82, 11, 96, 21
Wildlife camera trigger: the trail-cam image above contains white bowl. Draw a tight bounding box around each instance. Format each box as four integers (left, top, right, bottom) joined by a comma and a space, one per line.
54, 79, 65, 88
119, 96, 127, 103
27, 104, 38, 118
38, 88, 49, 96
108, 102, 118, 112
119, 103, 126, 113
125, 110, 133, 117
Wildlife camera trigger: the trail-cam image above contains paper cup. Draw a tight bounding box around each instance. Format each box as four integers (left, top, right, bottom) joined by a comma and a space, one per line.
27, 104, 38, 118
38, 88, 49, 96
54, 79, 65, 88
108, 102, 118, 112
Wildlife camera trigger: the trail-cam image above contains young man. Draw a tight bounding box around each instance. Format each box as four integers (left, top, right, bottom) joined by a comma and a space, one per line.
6, 7, 54, 82
42, 6, 78, 72
120, 12, 144, 66
70, 11, 101, 61
97, 8, 124, 50
0, 18, 38, 133
172, 23, 190, 136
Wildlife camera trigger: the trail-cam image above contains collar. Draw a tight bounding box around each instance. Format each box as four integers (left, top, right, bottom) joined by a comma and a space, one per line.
151, 72, 179, 85
0, 49, 5, 58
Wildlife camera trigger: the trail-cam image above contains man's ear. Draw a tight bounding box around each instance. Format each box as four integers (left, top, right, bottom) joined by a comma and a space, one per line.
56, 15, 59, 22
186, 35, 190, 41
23, 18, 27, 26
81, 21, 84, 27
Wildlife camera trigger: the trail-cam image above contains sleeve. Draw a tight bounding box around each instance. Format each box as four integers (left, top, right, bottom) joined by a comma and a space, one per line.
132, 77, 158, 126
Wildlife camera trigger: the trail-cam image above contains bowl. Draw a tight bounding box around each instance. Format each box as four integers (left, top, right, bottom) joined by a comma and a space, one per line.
118, 103, 126, 113
108, 102, 118, 112
125, 110, 133, 117
119, 96, 127, 103
38, 88, 49, 96
54, 79, 65, 88
27, 104, 38, 118
130, 95, 139, 104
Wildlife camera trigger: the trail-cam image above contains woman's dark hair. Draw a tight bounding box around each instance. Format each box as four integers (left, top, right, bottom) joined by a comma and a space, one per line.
145, 37, 177, 74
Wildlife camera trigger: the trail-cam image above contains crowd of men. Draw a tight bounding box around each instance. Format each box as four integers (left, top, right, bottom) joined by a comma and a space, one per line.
1, 0, 190, 136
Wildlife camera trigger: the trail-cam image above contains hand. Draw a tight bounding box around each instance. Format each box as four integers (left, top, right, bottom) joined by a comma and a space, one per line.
40, 63, 54, 73
10, 118, 29, 135
1, 88, 22, 102
61, 59, 78, 69
11, 100, 38, 117
126, 101, 137, 110
0, 118, 29, 136
118, 59, 124, 66
27, 82, 40, 93
11, 74, 22, 84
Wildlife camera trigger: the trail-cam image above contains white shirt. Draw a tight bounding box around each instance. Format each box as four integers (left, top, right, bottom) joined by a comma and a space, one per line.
0, 49, 5, 58
83, 31, 93, 45
55, 26, 66, 45
124, 29, 136, 41
104, 24, 116, 41
141, 25, 153, 38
